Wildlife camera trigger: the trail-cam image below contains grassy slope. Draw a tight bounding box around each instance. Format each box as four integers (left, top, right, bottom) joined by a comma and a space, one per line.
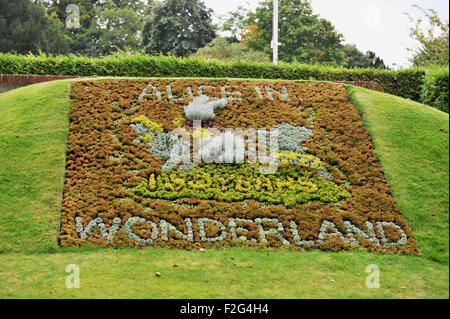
0, 80, 448, 299
347, 86, 449, 265
0, 80, 71, 253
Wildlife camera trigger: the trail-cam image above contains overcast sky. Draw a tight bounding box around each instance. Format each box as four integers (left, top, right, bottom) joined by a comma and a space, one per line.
203, 0, 449, 68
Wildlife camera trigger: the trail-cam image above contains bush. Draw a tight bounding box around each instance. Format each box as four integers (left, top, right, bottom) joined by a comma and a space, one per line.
194, 38, 271, 63
0, 52, 447, 111
421, 67, 449, 113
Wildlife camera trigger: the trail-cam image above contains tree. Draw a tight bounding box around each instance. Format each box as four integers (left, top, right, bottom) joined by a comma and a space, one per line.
342, 44, 388, 69
365, 51, 388, 69
142, 0, 216, 56
107, 0, 154, 20
36, 0, 151, 56
36, 0, 102, 55
342, 44, 371, 68
244, 0, 344, 65
220, 4, 252, 42
0, 0, 69, 54
195, 37, 270, 62
405, 5, 449, 67
93, 0, 148, 55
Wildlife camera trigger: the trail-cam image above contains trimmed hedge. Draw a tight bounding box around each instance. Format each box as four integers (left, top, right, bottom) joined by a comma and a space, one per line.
0, 53, 447, 111
421, 68, 449, 113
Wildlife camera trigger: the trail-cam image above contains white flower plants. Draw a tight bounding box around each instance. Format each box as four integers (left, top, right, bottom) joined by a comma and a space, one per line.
75, 216, 410, 248
184, 95, 229, 122
130, 92, 333, 177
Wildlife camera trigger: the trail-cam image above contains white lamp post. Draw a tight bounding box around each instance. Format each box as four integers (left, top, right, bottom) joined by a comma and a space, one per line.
271, 0, 281, 65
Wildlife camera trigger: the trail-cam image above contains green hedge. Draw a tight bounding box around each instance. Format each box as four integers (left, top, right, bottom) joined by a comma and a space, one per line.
421, 68, 449, 113
0, 53, 447, 111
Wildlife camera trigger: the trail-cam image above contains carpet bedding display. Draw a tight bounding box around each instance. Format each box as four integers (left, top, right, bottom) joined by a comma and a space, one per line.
59, 79, 420, 255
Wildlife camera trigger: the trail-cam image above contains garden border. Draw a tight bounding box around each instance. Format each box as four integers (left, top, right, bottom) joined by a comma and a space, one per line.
0, 74, 384, 93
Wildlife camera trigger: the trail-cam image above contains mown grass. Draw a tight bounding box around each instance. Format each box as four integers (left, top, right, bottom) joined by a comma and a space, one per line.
1, 249, 448, 299
0, 80, 71, 254
347, 86, 449, 265
0, 80, 448, 299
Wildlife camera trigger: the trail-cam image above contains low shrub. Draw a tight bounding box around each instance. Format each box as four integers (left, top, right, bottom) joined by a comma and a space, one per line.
421, 67, 449, 113
0, 52, 430, 102
2, 52, 447, 111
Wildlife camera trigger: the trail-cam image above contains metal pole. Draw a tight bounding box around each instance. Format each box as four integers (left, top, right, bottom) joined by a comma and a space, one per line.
272, 0, 279, 65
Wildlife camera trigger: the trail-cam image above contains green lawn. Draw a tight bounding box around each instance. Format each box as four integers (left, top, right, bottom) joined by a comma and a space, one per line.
0, 80, 448, 299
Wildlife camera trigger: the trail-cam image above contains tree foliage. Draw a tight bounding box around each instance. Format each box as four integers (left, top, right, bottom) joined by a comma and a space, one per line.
142, 0, 216, 57
366, 51, 388, 69
194, 37, 270, 62
38, 0, 150, 56
342, 44, 371, 69
406, 5, 449, 67
244, 0, 345, 65
37, 0, 101, 55
220, 4, 251, 42
0, 0, 69, 54
342, 44, 388, 69
93, 0, 148, 55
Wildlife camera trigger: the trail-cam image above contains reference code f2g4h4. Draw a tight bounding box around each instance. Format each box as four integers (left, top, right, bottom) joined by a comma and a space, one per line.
224, 304, 269, 315
180, 303, 269, 317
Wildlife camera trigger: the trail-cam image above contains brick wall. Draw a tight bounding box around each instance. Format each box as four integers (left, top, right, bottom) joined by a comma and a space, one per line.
0, 74, 78, 93
0, 74, 76, 85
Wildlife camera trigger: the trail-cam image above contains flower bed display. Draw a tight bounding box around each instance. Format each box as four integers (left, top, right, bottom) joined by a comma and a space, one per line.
59, 79, 420, 254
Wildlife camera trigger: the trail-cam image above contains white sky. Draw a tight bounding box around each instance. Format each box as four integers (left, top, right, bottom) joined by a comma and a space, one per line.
203, 0, 449, 68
